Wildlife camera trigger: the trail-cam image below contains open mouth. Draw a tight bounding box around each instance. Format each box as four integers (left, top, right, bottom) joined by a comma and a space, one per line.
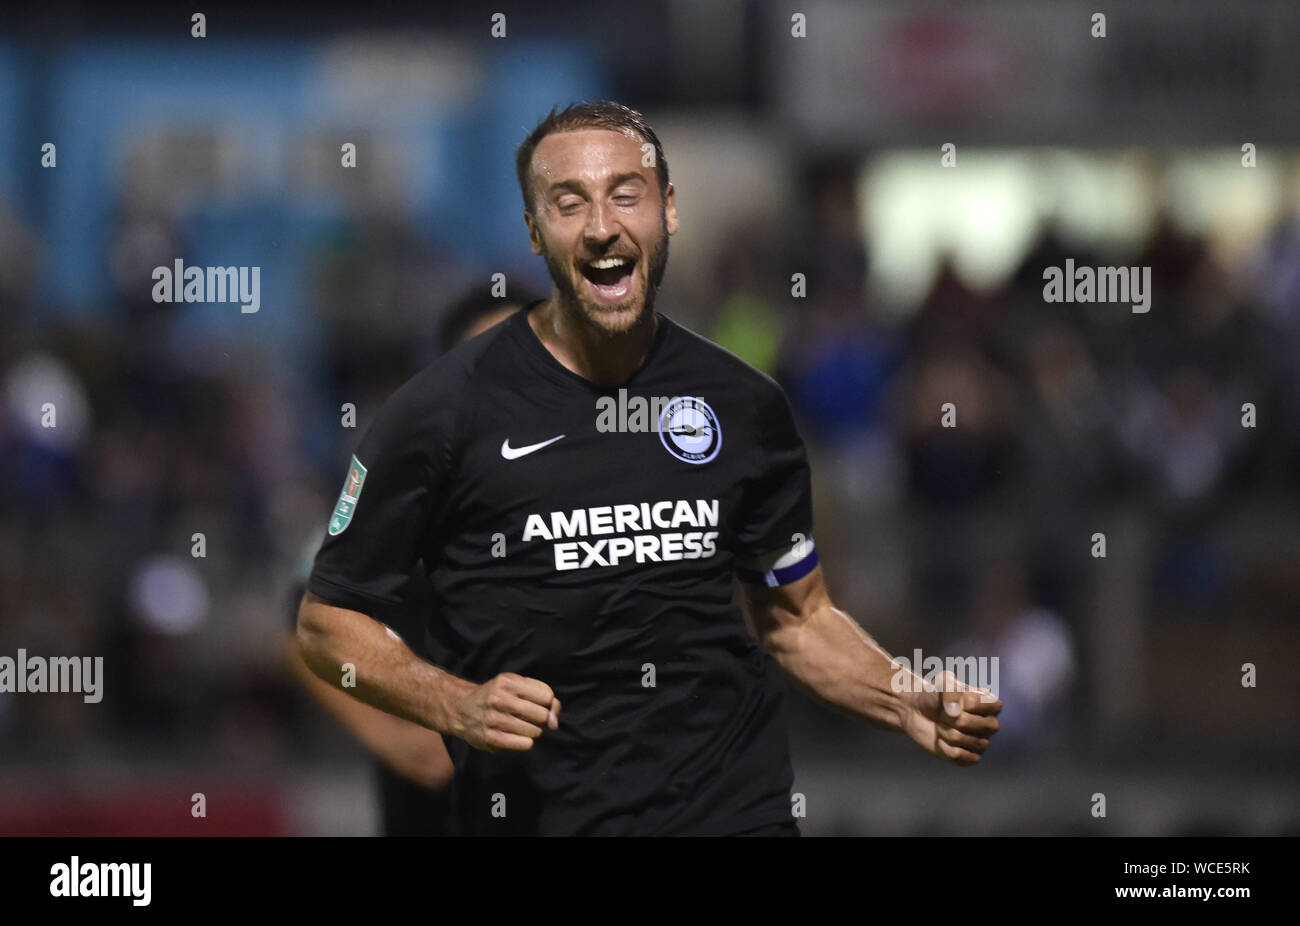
578, 255, 637, 305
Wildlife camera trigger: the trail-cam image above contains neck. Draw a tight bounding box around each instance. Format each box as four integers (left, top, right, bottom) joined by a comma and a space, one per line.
530, 293, 659, 386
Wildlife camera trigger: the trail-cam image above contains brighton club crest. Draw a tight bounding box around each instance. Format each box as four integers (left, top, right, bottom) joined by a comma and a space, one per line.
658, 396, 721, 464
329, 455, 368, 535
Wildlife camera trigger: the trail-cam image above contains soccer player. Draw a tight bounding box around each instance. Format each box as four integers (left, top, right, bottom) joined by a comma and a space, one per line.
296, 101, 1002, 836
284, 288, 531, 836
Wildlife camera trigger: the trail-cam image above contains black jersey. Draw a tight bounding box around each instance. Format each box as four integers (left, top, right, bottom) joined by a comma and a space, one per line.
308, 301, 818, 835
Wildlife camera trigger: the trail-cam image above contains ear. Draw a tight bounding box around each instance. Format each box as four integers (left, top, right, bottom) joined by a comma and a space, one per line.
663, 183, 679, 236
524, 209, 543, 255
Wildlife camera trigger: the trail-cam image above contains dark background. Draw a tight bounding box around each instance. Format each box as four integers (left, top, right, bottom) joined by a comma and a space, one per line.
0, 0, 1297, 834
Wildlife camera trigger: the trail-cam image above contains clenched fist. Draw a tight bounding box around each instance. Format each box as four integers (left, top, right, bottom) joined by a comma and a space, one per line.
901, 669, 1002, 765
455, 672, 561, 752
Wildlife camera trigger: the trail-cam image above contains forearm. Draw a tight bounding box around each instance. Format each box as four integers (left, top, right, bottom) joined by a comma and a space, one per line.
749, 565, 1002, 764
764, 598, 916, 732
295, 590, 474, 740
285, 634, 454, 789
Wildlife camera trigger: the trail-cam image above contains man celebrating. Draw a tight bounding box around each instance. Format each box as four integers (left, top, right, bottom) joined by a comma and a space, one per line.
297, 101, 1001, 835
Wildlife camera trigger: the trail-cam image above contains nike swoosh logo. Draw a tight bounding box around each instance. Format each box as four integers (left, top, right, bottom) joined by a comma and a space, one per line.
500, 434, 566, 460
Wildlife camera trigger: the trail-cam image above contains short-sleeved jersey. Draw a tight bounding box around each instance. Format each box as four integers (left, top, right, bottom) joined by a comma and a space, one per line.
308, 301, 817, 835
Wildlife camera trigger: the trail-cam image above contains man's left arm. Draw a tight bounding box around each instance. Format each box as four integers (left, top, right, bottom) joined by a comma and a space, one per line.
741, 563, 1002, 765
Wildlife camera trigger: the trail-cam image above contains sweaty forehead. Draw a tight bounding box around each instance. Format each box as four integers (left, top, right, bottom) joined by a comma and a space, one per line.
531, 128, 649, 189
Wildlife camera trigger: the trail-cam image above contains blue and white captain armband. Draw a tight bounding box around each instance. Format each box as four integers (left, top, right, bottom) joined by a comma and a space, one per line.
735, 535, 819, 587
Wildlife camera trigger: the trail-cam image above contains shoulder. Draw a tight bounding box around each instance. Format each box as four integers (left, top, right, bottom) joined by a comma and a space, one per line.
388, 316, 509, 408
665, 314, 795, 429
659, 315, 802, 453
365, 317, 511, 449
662, 314, 788, 406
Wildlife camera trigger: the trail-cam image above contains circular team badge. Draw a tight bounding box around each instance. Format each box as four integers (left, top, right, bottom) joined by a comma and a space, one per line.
658, 396, 721, 464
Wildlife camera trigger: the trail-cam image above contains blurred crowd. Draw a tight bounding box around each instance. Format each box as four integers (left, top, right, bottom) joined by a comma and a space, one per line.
1, 153, 1298, 771
706, 161, 1299, 757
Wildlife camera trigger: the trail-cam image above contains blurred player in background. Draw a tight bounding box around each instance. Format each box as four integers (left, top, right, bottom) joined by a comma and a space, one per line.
297, 101, 1002, 836
283, 287, 531, 836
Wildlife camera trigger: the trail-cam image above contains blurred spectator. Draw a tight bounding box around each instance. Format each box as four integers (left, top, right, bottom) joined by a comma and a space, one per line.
946, 558, 1077, 756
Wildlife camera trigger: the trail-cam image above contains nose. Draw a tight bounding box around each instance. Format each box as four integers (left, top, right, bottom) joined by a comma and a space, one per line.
584, 200, 620, 249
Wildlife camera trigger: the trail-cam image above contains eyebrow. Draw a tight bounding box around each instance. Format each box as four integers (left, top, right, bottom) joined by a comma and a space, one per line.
546, 172, 648, 198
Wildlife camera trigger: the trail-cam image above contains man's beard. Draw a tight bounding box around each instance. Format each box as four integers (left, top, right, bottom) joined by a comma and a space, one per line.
543, 216, 670, 337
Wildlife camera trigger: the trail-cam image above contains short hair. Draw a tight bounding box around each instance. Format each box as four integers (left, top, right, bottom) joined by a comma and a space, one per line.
515, 100, 669, 215
437, 284, 539, 352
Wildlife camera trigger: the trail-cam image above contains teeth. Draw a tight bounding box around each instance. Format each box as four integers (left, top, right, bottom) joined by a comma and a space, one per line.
588, 257, 629, 270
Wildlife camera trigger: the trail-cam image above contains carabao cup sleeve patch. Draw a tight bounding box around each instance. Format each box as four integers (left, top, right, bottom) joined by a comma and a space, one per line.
329, 455, 368, 536
308, 360, 460, 614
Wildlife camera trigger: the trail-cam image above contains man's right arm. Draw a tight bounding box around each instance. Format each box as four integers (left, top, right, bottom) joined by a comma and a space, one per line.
295, 589, 561, 752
